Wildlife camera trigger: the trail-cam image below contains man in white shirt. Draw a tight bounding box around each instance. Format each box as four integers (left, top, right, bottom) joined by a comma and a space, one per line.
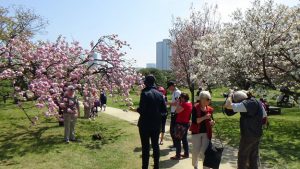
224, 90, 266, 169
167, 81, 181, 149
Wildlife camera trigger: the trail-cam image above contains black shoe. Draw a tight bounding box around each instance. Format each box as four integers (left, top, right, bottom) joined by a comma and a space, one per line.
181, 154, 189, 158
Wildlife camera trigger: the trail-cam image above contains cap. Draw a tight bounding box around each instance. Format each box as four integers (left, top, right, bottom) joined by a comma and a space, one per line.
232, 90, 248, 103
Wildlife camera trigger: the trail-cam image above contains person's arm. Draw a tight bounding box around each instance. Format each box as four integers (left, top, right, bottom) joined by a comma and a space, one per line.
224, 96, 247, 112
232, 102, 247, 112
160, 96, 167, 115
175, 103, 184, 114
167, 91, 180, 106
77, 102, 80, 116
210, 110, 215, 126
196, 114, 211, 124
191, 107, 197, 123
137, 92, 146, 114
167, 97, 178, 106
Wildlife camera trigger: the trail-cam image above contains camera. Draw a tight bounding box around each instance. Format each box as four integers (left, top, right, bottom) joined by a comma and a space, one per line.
223, 93, 229, 98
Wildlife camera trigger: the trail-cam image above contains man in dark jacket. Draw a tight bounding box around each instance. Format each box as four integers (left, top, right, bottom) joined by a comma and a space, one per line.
224, 90, 265, 169
137, 75, 167, 169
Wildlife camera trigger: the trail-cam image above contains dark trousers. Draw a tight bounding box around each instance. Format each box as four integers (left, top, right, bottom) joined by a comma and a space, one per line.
161, 115, 167, 133
174, 123, 189, 157
170, 113, 177, 146
139, 127, 160, 169
238, 136, 261, 169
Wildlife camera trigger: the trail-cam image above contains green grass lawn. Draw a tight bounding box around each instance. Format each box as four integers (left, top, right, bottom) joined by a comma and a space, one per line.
107, 87, 300, 169
0, 101, 142, 169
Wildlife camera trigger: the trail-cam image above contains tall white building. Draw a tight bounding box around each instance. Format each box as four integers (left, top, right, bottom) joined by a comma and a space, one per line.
156, 39, 172, 70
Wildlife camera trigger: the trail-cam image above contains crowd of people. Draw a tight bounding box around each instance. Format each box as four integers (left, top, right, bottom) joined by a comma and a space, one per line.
57, 74, 266, 169
137, 75, 267, 169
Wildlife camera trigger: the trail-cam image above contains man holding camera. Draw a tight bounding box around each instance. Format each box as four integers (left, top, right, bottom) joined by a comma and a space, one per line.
224, 90, 265, 169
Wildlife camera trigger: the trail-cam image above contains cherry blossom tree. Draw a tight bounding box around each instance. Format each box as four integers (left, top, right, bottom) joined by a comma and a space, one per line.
192, 0, 299, 102
169, 4, 220, 97
0, 34, 141, 123
220, 0, 299, 100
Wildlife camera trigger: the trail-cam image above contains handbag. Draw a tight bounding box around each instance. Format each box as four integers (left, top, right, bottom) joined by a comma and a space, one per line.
174, 123, 188, 140
203, 124, 224, 169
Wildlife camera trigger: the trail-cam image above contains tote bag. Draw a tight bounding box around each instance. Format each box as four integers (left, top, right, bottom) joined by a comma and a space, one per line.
203, 124, 224, 169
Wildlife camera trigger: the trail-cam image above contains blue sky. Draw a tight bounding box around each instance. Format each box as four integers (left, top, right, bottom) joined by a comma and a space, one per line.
0, 0, 298, 67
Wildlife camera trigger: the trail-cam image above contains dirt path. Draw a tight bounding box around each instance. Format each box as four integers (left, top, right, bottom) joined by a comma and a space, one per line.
101, 107, 238, 169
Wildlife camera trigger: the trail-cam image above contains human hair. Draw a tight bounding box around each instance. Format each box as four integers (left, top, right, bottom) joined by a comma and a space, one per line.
180, 93, 189, 101
199, 91, 211, 100
144, 75, 156, 87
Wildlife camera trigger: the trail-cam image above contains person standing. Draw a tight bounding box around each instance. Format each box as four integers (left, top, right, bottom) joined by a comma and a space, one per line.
189, 91, 214, 169
100, 89, 107, 111
170, 93, 192, 160
167, 81, 181, 150
60, 85, 80, 143
157, 86, 168, 145
137, 75, 167, 169
224, 90, 265, 169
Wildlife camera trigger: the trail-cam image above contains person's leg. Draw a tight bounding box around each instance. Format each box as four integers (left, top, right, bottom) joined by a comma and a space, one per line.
249, 137, 260, 169
139, 127, 150, 169
160, 115, 167, 144
173, 138, 181, 158
95, 106, 98, 116
182, 125, 189, 156
103, 104, 106, 111
63, 113, 70, 142
150, 129, 160, 169
238, 136, 252, 169
199, 133, 210, 169
70, 115, 77, 140
170, 114, 176, 147
192, 134, 202, 168
100, 104, 102, 111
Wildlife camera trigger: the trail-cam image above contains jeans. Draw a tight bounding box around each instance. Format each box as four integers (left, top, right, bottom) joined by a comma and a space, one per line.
170, 113, 177, 146
238, 136, 260, 169
174, 123, 189, 157
139, 127, 160, 169
63, 113, 77, 140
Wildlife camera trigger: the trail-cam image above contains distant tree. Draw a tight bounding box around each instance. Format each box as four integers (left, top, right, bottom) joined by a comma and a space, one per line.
138, 68, 167, 86
0, 6, 47, 42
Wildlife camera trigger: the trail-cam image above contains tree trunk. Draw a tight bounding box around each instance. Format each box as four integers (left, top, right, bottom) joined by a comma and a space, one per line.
84, 105, 90, 118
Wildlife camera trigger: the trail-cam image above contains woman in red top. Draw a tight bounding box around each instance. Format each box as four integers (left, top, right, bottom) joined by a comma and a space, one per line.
189, 91, 214, 169
170, 93, 192, 160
